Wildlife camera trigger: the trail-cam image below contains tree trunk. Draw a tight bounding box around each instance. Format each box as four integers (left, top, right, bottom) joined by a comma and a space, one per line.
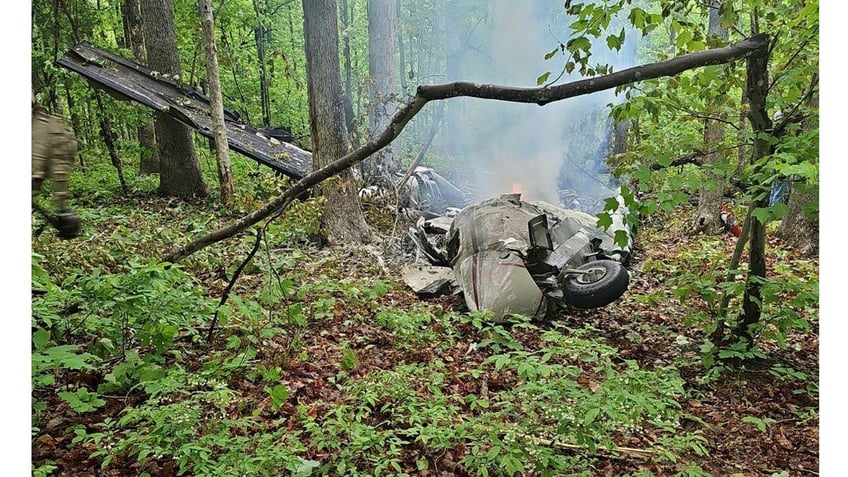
302, 0, 371, 245
696, 0, 729, 234
364, 0, 398, 179
123, 0, 160, 174
735, 36, 772, 348
95, 92, 129, 195
443, 3, 464, 156
199, 0, 235, 204
339, 0, 358, 147
397, 0, 408, 96
140, 0, 208, 198
253, 0, 273, 127
777, 92, 819, 256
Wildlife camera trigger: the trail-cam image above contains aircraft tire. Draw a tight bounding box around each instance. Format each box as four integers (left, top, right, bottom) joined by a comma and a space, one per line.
563, 260, 629, 309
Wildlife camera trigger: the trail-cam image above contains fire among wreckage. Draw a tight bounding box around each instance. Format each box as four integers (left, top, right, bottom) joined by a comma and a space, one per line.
402, 193, 634, 321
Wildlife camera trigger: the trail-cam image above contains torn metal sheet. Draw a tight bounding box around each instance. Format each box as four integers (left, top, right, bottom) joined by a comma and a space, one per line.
57, 43, 312, 180
402, 167, 467, 214
401, 264, 455, 296
361, 167, 468, 216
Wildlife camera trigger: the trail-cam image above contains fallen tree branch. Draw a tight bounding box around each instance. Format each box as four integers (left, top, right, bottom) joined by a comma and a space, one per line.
163, 34, 769, 263
513, 431, 658, 460
207, 227, 264, 343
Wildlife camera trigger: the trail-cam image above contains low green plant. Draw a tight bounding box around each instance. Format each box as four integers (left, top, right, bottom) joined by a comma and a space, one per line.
58, 387, 106, 413
265, 384, 290, 412
87, 378, 313, 476
741, 415, 777, 433
38, 260, 215, 361
32, 463, 58, 477
339, 343, 359, 371
372, 305, 439, 349
669, 236, 818, 366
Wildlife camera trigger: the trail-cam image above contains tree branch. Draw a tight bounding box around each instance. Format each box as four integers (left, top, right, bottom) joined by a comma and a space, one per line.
416, 34, 768, 105
650, 144, 745, 171
163, 34, 770, 263
651, 151, 705, 170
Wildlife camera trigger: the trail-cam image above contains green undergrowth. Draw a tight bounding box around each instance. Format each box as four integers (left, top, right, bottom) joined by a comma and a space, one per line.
31, 153, 816, 477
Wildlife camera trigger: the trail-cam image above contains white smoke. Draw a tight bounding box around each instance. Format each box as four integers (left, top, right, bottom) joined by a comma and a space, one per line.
440, 0, 638, 211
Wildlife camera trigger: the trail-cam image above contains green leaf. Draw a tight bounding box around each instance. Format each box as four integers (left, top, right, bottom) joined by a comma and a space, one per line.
267, 384, 290, 411
614, 230, 630, 249
59, 388, 106, 413
566, 36, 591, 53
584, 407, 601, 425
741, 415, 774, 433
33, 328, 51, 350
632, 164, 651, 185
226, 335, 242, 350
596, 212, 613, 230
752, 207, 771, 224
771, 203, 789, 220
295, 458, 320, 476
628, 7, 646, 30
536, 72, 551, 85
604, 197, 620, 211
544, 47, 559, 60
620, 185, 636, 208
639, 200, 658, 216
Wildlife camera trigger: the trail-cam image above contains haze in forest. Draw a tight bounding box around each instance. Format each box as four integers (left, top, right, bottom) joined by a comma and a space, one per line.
436, 0, 638, 210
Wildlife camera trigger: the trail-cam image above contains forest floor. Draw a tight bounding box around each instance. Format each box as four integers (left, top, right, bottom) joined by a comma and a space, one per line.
31, 190, 819, 477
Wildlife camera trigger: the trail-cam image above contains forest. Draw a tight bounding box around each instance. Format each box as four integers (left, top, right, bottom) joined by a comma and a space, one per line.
29, 0, 819, 476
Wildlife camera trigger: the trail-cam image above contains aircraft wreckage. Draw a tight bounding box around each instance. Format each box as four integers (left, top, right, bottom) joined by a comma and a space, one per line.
58, 44, 634, 322
57, 43, 312, 179
402, 192, 634, 322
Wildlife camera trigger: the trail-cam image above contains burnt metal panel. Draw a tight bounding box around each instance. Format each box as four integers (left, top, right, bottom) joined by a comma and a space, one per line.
56, 43, 312, 180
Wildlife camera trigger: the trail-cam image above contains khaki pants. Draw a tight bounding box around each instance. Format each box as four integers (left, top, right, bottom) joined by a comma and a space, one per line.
32, 111, 77, 211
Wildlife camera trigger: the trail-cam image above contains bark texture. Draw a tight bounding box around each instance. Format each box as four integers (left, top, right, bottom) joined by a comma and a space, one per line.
736, 37, 771, 347
696, 0, 729, 234
199, 0, 234, 204
253, 0, 272, 127
302, 0, 371, 245
365, 0, 398, 178
123, 0, 159, 174
140, 0, 208, 198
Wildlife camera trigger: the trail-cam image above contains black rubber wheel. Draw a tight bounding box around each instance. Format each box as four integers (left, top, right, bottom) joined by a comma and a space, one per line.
563, 260, 629, 309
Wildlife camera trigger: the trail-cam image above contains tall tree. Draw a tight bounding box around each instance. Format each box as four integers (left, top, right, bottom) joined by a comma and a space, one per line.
199, 0, 235, 204
695, 0, 730, 233
302, 0, 371, 245
364, 0, 398, 179
122, 0, 159, 174
139, 0, 208, 198
253, 0, 273, 127
735, 33, 771, 348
